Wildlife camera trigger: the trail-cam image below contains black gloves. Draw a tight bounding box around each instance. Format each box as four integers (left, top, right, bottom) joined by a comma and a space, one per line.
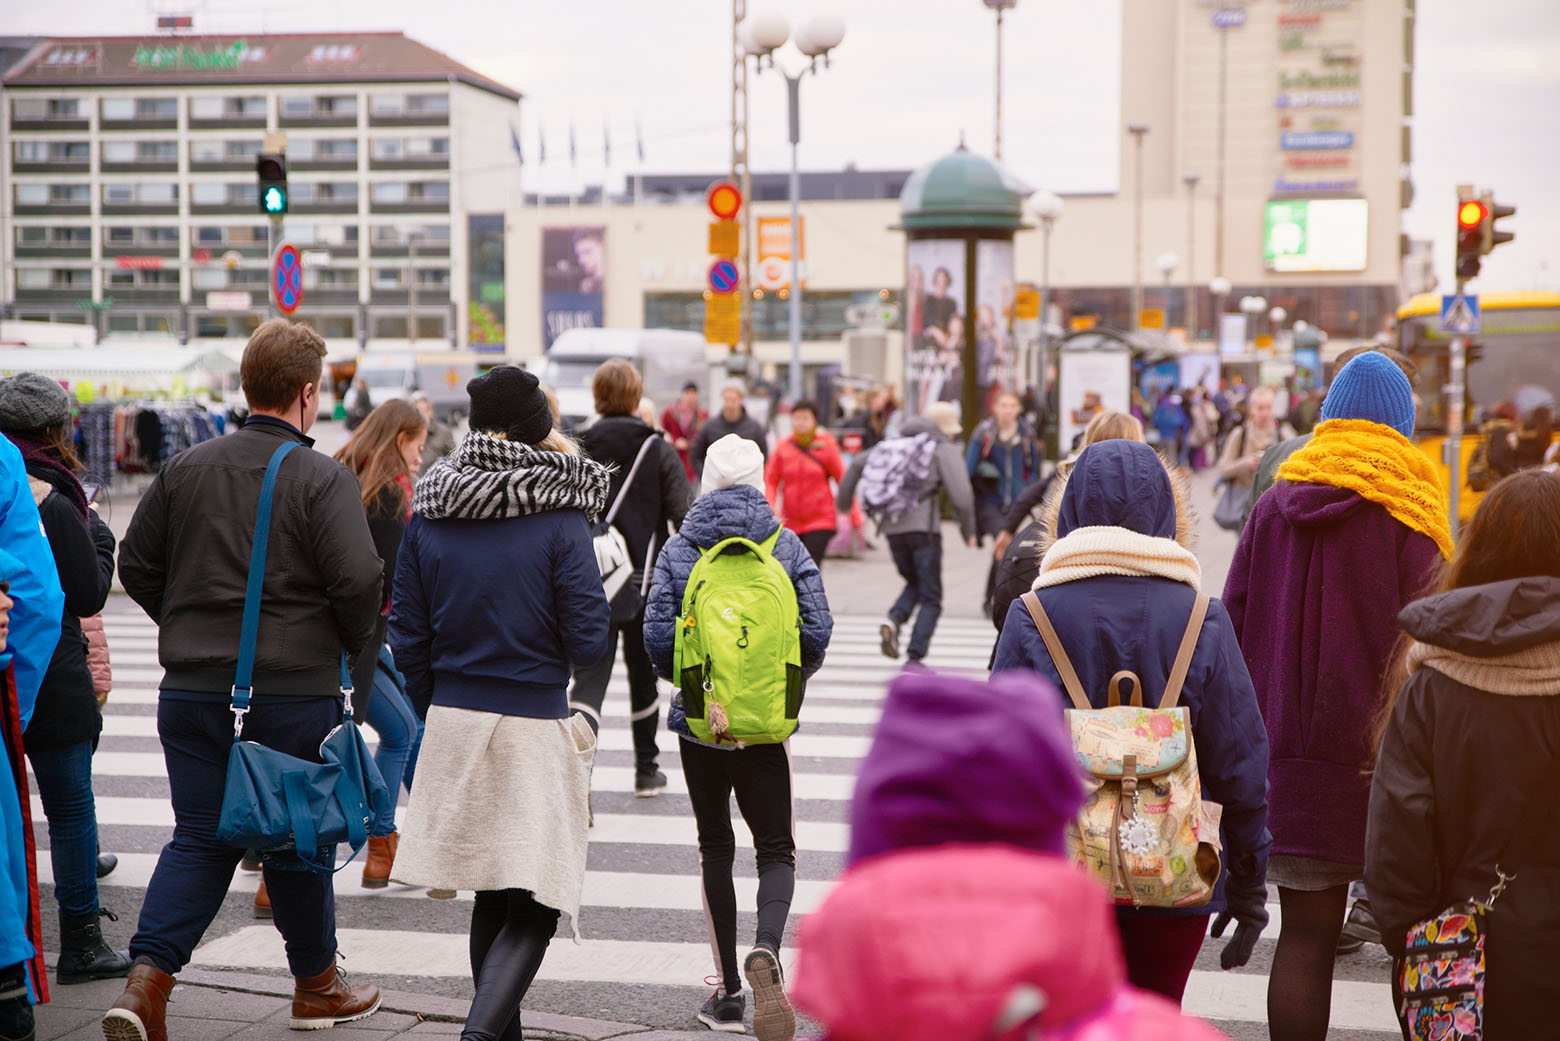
1211, 882, 1269, 970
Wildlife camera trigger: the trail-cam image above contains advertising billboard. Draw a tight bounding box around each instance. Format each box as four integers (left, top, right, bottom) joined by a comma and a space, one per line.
974, 239, 1017, 415
904, 239, 965, 416
541, 226, 605, 351
1263, 199, 1367, 273
756, 217, 804, 292
467, 214, 505, 352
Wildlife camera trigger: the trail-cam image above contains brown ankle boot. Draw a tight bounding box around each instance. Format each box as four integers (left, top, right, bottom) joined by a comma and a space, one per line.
361, 832, 397, 889
254, 878, 272, 919
291, 960, 380, 1030
101, 962, 175, 1041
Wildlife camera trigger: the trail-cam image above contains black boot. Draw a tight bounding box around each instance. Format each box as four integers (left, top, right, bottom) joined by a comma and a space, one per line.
0, 960, 33, 1041
56, 909, 131, 984
96, 853, 118, 879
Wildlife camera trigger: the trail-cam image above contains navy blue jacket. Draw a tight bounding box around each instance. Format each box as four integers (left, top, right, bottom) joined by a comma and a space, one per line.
991, 440, 1271, 915
389, 509, 610, 719
645, 485, 832, 680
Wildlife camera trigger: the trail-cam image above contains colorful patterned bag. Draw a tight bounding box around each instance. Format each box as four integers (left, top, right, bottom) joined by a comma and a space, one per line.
1399, 900, 1487, 1039
1021, 592, 1223, 908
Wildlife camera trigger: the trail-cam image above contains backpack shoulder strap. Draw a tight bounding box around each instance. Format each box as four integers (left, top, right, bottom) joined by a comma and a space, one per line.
759, 526, 784, 556
604, 435, 657, 526
1160, 593, 1210, 710
1020, 591, 1090, 712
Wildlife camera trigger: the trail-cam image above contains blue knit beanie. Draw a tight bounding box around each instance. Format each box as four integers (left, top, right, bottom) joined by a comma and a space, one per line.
1321, 352, 1415, 438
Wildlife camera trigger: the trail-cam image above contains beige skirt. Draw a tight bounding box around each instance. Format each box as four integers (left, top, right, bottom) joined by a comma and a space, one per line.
393, 706, 596, 930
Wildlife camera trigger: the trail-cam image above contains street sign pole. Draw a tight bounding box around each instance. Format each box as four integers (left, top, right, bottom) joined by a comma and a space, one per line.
1446, 278, 1467, 536
268, 214, 283, 318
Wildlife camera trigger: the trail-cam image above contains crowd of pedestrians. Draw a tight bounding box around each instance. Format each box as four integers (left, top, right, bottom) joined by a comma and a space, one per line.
0, 315, 1555, 1041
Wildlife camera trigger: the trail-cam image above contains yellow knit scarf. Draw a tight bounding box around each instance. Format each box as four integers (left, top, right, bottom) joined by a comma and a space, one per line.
1277, 419, 1453, 558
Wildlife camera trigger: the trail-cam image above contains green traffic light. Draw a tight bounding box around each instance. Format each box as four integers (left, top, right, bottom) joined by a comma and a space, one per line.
263, 186, 287, 214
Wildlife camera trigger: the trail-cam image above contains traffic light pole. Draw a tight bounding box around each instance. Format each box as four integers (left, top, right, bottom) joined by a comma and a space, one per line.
1446, 278, 1467, 536
267, 214, 283, 319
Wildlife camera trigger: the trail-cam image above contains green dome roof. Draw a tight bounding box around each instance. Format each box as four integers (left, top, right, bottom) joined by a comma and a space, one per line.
898, 145, 1032, 231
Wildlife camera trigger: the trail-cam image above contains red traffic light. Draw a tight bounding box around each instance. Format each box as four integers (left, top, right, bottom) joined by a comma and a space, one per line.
1457, 200, 1486, 229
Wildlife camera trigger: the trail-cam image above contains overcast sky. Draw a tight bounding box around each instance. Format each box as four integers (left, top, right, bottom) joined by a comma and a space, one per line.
8, 0, 1558, 292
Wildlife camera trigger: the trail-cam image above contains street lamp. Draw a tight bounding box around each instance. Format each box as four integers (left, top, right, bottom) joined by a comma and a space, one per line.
1127, 122, 1149, 330
1209, 275, 1232, 347
1030, 189, 1064, 392
1240, 294, 1267, 352
1155, 252, 1179, 327
743, 10, 845, 402
1182, 172, 1200, 339
983, 0, 1018, 162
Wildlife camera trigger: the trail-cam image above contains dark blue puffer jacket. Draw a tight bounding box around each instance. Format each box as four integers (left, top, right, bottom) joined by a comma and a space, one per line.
990, 439, 1271, 916
645, 484, 832, 681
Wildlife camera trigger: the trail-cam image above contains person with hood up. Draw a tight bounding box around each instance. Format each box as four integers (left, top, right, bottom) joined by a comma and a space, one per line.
1224, 350, 1448, 1041
835, 402, 977, 664
790, 669, 1225, 1041
690, 381, 768, 480
1366, 469, 1560, 1038
991, 438, 1272, 1003
389, 365, 610, 1041
645, 433, 833, 1039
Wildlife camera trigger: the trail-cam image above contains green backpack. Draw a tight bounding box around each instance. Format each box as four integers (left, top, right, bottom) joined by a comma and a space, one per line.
674, 528, 804, 746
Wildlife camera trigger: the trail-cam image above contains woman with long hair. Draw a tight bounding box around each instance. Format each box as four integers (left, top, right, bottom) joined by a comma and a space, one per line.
1366, 470, 1560, 1037
0, 373, 130, 983
333, 400, 427, 889
389, 367, 609, 1041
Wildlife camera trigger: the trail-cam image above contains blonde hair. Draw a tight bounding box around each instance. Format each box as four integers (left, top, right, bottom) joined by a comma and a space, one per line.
535, 428, 580, 456
1082, 409, 1145, 446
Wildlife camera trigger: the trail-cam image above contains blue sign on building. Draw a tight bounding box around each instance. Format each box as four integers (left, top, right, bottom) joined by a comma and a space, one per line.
1281, 131, 1355, 151
1211, 8, 1246, 28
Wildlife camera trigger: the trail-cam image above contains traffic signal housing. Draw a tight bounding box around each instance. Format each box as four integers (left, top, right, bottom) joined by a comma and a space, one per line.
256, 153, 288, 216
1455, 194, 1485, 280
1481, 192, 1515, 255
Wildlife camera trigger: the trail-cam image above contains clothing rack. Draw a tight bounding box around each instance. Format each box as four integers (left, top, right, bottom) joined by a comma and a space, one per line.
75, 400, 221, 486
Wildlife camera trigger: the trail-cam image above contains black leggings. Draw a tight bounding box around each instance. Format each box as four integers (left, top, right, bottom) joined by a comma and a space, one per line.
798, 529, 835, 573
1268, 884, 1349, 1041
568, 611, 661, 772
462, 889, 560, 1041
679, 739, 796, 995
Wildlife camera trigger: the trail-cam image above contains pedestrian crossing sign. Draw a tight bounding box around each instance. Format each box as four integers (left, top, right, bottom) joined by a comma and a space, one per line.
1439, 293, 1481, 335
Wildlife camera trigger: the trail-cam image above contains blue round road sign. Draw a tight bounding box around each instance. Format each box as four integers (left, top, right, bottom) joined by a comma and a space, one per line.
707, 259, 740, 295
273, 244, 304, 315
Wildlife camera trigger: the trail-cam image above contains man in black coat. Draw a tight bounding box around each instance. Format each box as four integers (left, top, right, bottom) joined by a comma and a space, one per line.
109, 320, 385, 1037
689, 380, 767, 482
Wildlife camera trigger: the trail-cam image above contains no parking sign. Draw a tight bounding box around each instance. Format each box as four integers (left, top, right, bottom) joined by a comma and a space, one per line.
272, 244, 304, 315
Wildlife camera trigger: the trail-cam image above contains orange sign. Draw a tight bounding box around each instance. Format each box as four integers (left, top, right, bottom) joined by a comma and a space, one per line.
708, 220, 739, 257
756, 217, 804, 292
707, 181, 743, 220
1070, 315, 1099, 331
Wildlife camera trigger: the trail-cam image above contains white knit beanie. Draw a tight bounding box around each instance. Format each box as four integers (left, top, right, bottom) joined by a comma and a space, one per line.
701, 434, 765, 495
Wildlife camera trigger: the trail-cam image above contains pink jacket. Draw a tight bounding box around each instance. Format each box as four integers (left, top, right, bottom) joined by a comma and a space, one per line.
81, 614, 111, 696
791, 845, 1225, 1041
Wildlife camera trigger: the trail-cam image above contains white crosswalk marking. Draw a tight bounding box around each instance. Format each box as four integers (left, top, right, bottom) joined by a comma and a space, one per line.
58, 603, 1401, 1035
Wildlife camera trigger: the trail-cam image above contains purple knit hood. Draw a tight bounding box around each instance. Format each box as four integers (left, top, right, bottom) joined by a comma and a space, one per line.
847, 669, 1085, 865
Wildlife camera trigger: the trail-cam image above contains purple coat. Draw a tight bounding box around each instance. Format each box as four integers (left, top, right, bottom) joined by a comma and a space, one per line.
1223, 482, 1441, 865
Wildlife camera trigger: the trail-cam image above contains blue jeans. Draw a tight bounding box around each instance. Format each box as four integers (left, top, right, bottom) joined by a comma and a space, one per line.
365, 674, 422, 836
130, 694, 340, 978
27, 741, 100, 919
887, 532, 944, 661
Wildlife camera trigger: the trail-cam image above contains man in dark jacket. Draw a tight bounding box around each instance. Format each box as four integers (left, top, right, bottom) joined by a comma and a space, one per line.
109, 319, 384, 1038
689, 380, 767, 480
570, 359, 691, 796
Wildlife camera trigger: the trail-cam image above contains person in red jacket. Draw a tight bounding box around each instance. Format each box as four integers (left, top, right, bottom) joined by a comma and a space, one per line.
765, 400, 844, 572
661, 382, 707, 482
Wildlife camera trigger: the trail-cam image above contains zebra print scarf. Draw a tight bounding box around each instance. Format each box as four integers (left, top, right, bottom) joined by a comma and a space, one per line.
412, 432, 609, 522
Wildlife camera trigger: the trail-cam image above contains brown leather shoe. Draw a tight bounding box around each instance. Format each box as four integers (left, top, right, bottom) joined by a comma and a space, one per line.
361, 832, 397, 889
101, 962, 175, 1041
254, 878, 272, 919
290, 960, 380, 1030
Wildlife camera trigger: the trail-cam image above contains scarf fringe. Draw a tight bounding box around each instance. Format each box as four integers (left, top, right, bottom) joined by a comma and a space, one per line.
1407, 638, 1560, 697
1034, 526, 1202, 591
1276, 419, 1453, 559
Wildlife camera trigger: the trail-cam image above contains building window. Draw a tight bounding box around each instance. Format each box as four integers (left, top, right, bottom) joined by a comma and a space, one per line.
17, 184, 91, 206
12, 97, 80, 120
103, 182, 177, 205
369, 92, 449, 117
290, 137, 358, 161
191, 183, 227, 205
314, 268, 359, 287
371, 314, 445, 338
189, 95, 266, 120
371, 223, 449, 245
372, 181, 449, 205
287, 223, 356, 246
101, 97, 177, 121
372, 268, 404, 290
102, 140, 176, 163
17, 269, 52, 290
15, 141, 89, 162
415, 268, 449, 287
370, 182, 406, 205
17, 227, 90, 247
371, 136, 450, 160
106, 314, 139, 333
291, 182, 358, 204
18, 227, 48, 244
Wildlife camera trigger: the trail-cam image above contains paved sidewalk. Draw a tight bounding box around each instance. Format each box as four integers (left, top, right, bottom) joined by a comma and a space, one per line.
37, 969, 716, 1041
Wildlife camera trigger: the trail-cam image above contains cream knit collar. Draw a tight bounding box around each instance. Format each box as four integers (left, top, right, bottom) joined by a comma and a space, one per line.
1407, 639, 1560, 697
1033, 525, 1202, 591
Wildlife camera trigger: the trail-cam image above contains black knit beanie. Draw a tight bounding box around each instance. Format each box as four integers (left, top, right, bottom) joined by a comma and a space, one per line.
466, 366, 553, 445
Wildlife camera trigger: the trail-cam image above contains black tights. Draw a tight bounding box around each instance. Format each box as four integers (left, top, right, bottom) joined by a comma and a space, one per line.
1268, 884, 1348, 1041
462, 890, 560, 1041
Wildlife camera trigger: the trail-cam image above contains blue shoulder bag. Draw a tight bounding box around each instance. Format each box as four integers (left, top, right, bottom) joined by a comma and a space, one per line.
215, 441, 391, 872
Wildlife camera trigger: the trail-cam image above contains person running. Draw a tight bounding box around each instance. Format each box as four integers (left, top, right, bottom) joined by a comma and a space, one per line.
1366, 470, 1560, 1038
0, 374, 129, 985
645, 433, 832, 1039
791, 670, 1224, 1041
110, 320, 385, 1038
690, 381, 768, 480
836, 402, 976, 666
333, 400, 428, 889
1223, 351, 1449, 1041
572, 360, 691, 797
662, 381, 708, 482
991, 439, 1272, 1004
765, 400, 845, 572
389, 366, 609, 1041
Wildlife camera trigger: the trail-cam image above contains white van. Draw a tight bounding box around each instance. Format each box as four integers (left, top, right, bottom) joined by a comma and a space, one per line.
356, 352, 481, 421
541, 328, 714, 428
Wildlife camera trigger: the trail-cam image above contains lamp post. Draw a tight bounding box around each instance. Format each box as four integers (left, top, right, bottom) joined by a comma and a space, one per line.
1030, 190, 1064, 393
743, 11, 845, 402
1182, 172, 1200, 340
1240, 294, 1267, 352
1155, 252, 1180, 328
1210, 275, 1231, 351
1127, 122, 1149, 330
983, 0, 1018, 162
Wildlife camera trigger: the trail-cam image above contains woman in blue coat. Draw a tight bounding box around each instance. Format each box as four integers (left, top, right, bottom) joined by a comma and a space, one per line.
991, 439, 1271, 1006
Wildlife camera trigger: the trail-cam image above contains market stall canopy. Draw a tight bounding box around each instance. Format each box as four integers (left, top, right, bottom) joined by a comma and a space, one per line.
0, 347, 239, 382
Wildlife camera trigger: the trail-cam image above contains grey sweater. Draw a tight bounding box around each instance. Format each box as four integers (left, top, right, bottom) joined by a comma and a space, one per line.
836, 417, 977, 539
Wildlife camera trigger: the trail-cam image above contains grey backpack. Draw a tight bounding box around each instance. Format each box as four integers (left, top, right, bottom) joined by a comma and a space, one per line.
859, 434, 938, 524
